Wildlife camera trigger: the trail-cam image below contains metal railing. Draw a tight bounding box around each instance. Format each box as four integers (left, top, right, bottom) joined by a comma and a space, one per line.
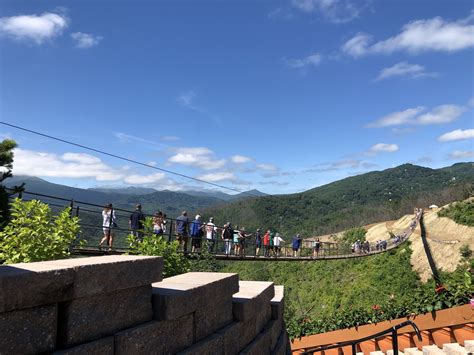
7, 189, 418, 260
301, 320, 422, 355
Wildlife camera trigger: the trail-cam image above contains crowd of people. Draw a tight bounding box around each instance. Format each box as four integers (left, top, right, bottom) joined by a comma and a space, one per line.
97, 203, 423, 256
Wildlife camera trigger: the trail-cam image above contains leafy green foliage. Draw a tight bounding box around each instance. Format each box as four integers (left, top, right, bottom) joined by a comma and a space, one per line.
340, 227, 366, 244
459, 244, 472, 259
0, 198, 81, 263
188, 241, 221, 272
0, 139, 20, 228
438, 200, 474, 227
127, 217, 189, 277
221, 244, 473, 339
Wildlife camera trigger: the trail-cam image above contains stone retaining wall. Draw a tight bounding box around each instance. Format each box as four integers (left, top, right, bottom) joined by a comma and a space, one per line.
0, 255, 290, 354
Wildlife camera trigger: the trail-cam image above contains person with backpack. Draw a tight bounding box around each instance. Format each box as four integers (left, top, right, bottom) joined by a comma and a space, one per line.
175, 211, 190, 253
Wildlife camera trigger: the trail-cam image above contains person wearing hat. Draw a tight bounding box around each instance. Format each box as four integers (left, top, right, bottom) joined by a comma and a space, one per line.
100, 203, 117, 251
175, 211, 190, 253
205, 217, 217, 253
129, 203, 145, 242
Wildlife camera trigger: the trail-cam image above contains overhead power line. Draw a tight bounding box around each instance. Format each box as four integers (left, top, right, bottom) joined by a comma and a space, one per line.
0, 121, 263, 198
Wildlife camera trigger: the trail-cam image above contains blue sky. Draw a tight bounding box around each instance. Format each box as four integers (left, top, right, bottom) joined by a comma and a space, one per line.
1, 0, 473, 194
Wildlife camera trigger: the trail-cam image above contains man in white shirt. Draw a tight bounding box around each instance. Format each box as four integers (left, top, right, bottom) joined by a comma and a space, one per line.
273, 233, 285, 257
205, 217, 217, 252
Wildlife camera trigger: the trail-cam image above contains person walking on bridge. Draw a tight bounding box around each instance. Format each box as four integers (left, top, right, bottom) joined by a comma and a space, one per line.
99, 203, 116, 251
292, 234, 302, 257
263, 230, 270, 257
205, 217, 217, 252
129, 204, 145, 242
190, 214, 203, 254
255, 228, 262, 256
175, 211, 190, 253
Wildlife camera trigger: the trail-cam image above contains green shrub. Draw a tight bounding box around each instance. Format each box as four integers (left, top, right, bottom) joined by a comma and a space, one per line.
438, 201, 474, 227
0, 198, 81, 263
341, 227, 367, 244
127, 217, 189, 277
459, 244, 472, 259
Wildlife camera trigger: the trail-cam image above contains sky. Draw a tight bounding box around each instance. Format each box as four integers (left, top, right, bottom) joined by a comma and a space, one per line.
0, 0, 473, 195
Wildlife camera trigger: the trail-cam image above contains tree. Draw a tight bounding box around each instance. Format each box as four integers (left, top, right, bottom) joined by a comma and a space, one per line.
0, 139, 22, 228
0, 198, 81, 263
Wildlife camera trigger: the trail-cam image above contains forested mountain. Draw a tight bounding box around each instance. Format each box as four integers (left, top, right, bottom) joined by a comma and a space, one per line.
203, 163, 474, 236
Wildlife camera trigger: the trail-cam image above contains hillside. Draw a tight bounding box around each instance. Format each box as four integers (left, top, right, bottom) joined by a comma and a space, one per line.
203, 163, 474, 236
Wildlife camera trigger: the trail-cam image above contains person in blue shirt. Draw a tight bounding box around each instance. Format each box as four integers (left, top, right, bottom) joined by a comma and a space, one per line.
190, 214, 203, 253
129, 204, 145, 242
175, 211, 190, 253
292, 234, 302, 257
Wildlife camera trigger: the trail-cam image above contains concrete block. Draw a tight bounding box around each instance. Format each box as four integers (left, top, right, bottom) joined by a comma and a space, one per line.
43, 255, 163, 298
465, 340, 474, 352
0, 262, 74, 313
0, 304, 57, 355
422, 345, 444, 355
232, 281, 274, 322
114, 314, 194, 355
271, 285, 284, 320
52, 337, 114, 355
443, 343, 469, 355
217, 322, 244, 355
265, 319, 283, 351
404, 347, 423, 355
152, 272, 238, 321
240, 325, 272, 355
273, 330, 291, 355
59, 285, 152, 346
177, 332, 224, 355
194, 298, 233, 342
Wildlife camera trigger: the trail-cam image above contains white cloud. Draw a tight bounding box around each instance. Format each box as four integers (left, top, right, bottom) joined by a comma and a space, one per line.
257, 163, 279, 172
196, 172, 238, 183
284, 53, 322, 69
341, 32, 372, 57
291, 0, 362, 24
71, 32, 102, 48
342, 12, 474, 57
160, 135, 180, 142
367, 104, 466, 128
0, 12, 68, 44
369, 143, 399, 153
449, 150, 474, 159
375, 62, 438, 81
114, 132, 166, 148
367, 107, 425, 128
13, 148, 123, 181
304, 159, 377, 173
438, 129, 474, 142
231, 155, 252, 164
167, 147, 226, 170
123, 172, 166, 185
177, 90, 222, 125
415, 105, 466, 125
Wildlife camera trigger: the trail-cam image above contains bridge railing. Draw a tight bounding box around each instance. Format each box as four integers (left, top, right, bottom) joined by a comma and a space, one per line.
7, 189, 418, 260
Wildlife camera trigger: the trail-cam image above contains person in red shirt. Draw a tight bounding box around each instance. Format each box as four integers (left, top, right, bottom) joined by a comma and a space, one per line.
263, 230, 270, 257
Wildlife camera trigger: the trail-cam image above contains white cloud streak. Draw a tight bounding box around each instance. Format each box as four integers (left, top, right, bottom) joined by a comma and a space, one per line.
367, 107, 425, 128
0, 12, 68, 44
449, 150, 474, 159
438, 129, 474, 142
71, 32, 102, 48
284, 53, 322, 69
291, 0, 362, 24
342, 12, 474, 57
369, 143, 399, 153
167, 147, 226, 170
375, 62, 438, 81
231, 155, 252, 164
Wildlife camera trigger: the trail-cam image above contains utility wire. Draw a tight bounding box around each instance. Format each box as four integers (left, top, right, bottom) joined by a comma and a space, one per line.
0, 121, 263, 197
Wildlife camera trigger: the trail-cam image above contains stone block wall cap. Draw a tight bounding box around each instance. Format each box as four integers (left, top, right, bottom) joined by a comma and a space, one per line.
271, 285, 285, 304
40, 255, 162, 267
233, 281, 275, 302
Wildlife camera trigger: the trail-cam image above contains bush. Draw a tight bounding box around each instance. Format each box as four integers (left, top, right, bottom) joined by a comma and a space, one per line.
0, 198, 81, 263
341, 227, 367, 245
127, 217, 189, 277
438, 201, 474, 227
459, 244, 472, 259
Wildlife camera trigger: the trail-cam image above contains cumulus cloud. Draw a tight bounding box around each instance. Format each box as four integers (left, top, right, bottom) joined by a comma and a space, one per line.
13, 148, 123, 181
438, 129, 474, 142
231, 155, 252, 164
196, 172, 238, 183
342, 12, 474, 57
71, 32, 102, 48
284, 53, 322, 69
123, 172, 166, 185
368, 143, 399, 154
367, 107, 425, 128
367, 104, 466, 128
167, 147, 226, 170
291, 0, 363, 24
0, 12, 68, 44
375, 62, 438, 81
304, 159, 377, 173
449, 150, 474, 159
